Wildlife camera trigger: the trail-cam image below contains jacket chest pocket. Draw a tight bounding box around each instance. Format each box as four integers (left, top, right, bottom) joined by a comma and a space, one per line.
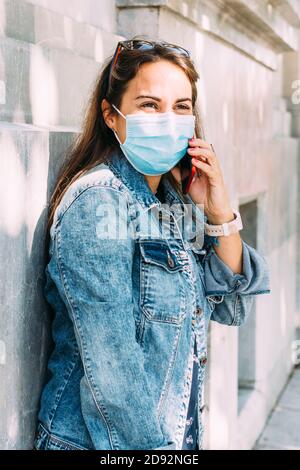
139, 239, 188, 324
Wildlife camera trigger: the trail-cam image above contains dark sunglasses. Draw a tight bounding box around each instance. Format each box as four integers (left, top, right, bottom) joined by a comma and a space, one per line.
107, 39, 191, 92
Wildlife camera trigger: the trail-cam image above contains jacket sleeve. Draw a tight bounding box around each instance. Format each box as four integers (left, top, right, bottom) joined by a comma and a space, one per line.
200, 233, 271, 326
54, 185, 175, 450
181, 193, 270, 326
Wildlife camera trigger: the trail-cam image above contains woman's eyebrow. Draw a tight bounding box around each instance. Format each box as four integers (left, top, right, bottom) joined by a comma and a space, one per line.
175, 97, 192, 103
135, 95, 192, 103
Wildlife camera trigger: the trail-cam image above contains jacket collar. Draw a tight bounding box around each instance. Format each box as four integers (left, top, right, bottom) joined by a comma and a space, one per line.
104, 148, 206, 250
104, 147, 186, 212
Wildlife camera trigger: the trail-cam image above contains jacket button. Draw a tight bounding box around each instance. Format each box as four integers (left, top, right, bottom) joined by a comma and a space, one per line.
200, 356, 207, 367
195, 307, 202, 315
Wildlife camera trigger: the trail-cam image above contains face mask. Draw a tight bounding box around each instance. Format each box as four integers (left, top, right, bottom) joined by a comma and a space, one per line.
111, 103, 196, 176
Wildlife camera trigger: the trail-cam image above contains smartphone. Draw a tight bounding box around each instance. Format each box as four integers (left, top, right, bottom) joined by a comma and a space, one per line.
178, 152, 197, 194
177, 122, 206, 194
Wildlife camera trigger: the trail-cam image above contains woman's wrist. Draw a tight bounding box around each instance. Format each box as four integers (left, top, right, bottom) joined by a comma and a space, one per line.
205, 209, 235, 225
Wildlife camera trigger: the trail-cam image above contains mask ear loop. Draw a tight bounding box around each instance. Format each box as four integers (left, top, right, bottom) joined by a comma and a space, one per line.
113, 129, 122, 145
111, 103, 126, 145
112, 103, 126, 119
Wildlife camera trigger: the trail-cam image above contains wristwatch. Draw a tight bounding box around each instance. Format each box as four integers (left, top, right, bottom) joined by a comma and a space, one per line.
204, 210, 243, 236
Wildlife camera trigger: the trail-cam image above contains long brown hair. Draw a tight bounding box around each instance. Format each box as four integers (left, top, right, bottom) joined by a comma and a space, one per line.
46, 34, 204, 240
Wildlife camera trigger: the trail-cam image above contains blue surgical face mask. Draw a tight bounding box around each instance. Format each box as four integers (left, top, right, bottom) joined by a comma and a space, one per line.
111, 103, 196, 176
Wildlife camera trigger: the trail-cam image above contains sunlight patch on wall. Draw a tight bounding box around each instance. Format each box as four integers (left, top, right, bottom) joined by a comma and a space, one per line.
30, 46, 59, 126
25, 137, 48, 255
0, 132, 26, 237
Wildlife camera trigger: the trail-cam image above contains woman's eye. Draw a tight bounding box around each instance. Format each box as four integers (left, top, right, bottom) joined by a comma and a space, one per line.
141, 101, 191, 111
176, 104, 191, 110
141, 102, 157, 109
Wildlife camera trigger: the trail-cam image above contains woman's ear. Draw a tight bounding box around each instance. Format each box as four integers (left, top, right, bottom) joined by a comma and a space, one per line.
101, 99, 115, 130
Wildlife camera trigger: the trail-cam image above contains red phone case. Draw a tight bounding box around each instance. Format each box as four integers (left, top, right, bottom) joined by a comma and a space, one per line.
183, 165, 197, 194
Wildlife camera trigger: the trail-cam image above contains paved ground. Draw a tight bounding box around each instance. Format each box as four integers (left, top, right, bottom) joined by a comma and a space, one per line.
254, 367, 300, 450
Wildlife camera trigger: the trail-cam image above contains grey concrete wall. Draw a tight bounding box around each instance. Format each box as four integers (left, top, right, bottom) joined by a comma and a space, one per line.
24, 0, 117, 32
0, 0, 299, 450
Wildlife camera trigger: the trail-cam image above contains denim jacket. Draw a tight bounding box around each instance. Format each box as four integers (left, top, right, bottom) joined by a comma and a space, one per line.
34, 148, 271, 451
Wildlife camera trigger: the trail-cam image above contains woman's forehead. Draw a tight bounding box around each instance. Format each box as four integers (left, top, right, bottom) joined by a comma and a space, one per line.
126, 63, 192, 99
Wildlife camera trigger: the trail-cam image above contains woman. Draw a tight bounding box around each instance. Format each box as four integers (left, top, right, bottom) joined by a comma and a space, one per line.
33, 36, 270, 451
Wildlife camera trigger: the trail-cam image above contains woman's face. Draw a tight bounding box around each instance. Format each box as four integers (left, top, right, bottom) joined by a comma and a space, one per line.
103, 59, 193, 145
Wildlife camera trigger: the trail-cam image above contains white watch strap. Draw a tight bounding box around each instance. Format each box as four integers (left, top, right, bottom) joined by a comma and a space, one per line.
204, 210, 243, 236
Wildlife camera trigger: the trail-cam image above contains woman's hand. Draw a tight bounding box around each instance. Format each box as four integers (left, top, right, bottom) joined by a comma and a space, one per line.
171, 138, 243, 275
185, 138, 234, 224
171, 138, 243, 274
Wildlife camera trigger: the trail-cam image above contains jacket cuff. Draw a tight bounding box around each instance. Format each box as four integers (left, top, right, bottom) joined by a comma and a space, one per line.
204, 239, 271, 296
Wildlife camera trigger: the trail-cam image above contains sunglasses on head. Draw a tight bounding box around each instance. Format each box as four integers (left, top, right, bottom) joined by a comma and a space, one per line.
107, 39, 191, 92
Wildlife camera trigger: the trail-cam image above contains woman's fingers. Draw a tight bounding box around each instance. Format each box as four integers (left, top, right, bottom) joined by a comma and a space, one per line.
191, 157, 214, 176
187, 147, 216, 166
188, 138, 211, 149
187, 140, 220, 180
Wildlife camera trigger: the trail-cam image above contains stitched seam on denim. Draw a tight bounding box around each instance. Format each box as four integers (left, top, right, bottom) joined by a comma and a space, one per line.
56, 228, 116, 450
197, 369, 206, 444
35, 422, 50, 446
53, 184, 130, 235
37, 421, 49, 437
139, 248, 183, 273
232, 289, 271, 296
205, 290, 271, 296
47, 433, 88, 450
136, 312, 146, 346
193, 254, 207, 299
205, 291, 234, 296
35, 424, 52, 450
174, 329, 195, 449
241, 290, 271, 295
206, 297, 216, 312
138, 238, 184, 249
141, 305, 186, 325
231, 294, 240, 326
138, 247, 145, 342
157, 325, 182, 420
37, 422, 89, 450
236, 294, 243, 324
105, 158, 155, 210
47, 339, 80, 427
